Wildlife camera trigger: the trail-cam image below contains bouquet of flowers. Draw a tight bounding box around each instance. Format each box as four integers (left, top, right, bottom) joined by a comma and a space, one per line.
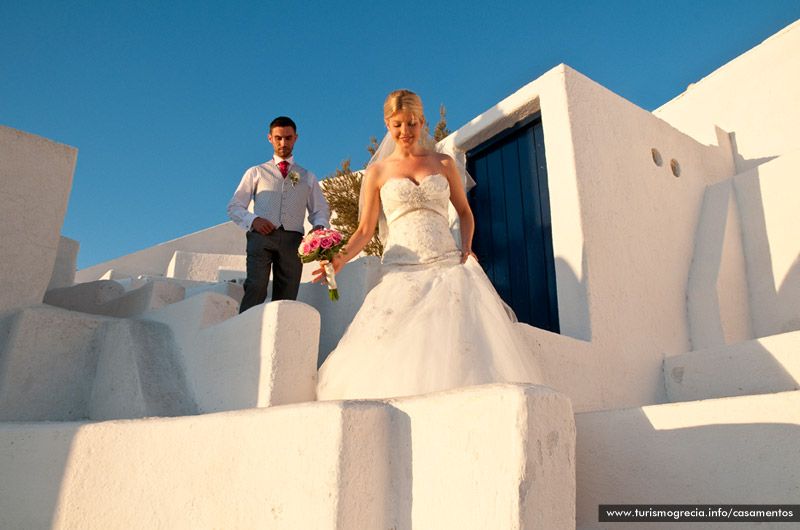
298, 228, 348, 301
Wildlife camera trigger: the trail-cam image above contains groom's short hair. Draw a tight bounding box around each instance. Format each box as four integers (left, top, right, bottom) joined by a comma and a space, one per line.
270, 116, 296, 133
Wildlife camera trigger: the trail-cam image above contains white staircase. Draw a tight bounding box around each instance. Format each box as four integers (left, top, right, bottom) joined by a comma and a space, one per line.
0, 278, 577, 529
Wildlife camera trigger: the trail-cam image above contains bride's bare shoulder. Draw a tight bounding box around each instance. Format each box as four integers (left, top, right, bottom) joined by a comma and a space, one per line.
422, 150, 451, 165
364, 161, 389, 188
432, 151, 457, 172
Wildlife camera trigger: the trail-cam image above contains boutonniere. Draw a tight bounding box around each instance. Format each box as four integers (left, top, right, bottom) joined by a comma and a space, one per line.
287, 171, 300, 187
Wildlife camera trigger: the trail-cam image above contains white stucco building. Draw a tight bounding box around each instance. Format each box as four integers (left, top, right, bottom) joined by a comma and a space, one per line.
1, 19, 798, 530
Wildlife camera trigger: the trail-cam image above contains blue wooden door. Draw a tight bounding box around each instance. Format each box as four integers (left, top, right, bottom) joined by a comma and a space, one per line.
467, 115, 559, 332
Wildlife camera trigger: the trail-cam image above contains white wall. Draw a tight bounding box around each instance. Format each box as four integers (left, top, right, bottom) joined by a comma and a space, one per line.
558, 65, 733, 375
654, 19, 800, 173
654, 18, 800, 342
75, 221, 245, 282
446, 64, 734, 409
0, 126, 77, 316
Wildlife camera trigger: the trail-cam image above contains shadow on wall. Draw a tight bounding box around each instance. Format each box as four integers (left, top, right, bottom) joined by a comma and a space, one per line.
729, 132, 779, 173
734, 160, 800, 338
385, 407, 412, 529
554, 246, 591, 342
778, 255, 800, 333
0, 422, 80, 529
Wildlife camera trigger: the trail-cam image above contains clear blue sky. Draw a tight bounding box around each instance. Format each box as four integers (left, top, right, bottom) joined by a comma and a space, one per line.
2, 1, 799, 270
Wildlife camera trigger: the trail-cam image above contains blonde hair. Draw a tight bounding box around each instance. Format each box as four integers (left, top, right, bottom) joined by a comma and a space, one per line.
383, 89, 424, 122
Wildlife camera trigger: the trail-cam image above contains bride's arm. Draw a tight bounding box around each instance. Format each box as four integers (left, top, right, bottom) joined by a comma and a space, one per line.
442, 156, 476, 263
312, 167, 382, 283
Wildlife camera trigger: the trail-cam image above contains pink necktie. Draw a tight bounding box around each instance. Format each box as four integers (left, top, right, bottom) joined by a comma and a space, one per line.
278, 160, 289, 178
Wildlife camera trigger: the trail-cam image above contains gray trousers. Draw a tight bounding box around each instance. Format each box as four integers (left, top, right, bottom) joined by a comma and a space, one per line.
240, 227, 304, 313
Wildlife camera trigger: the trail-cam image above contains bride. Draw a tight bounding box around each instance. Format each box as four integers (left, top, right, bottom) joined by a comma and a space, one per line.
313, 89, 542, 400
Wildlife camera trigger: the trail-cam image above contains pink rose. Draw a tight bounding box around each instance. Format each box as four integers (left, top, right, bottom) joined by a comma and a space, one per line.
331, 232, 342, 244
309, 238, 320, 250
320, 236, 334, 249
302, 243, 311, 255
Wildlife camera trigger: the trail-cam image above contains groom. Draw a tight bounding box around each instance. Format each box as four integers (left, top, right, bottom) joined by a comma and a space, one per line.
227, 116, 331, 313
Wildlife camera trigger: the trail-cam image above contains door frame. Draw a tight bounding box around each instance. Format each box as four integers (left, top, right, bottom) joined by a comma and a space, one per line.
466, 112, 560, 332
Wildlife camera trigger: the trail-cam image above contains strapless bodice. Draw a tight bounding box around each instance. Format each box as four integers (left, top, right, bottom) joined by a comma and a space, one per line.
379, 174, 460, 266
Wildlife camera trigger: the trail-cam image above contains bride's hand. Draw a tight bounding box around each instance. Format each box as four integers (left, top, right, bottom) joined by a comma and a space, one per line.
312, 254, 346, 284
311, 261, 329, 284
461, 248, 478, 264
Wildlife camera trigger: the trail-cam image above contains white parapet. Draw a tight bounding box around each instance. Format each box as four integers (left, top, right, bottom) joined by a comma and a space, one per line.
575, 391, 800, 530
0, 305, 106, 421
184, 280, 244, 303
166, 250, 247, 282
47, 236, 80, 291
0, 304, 198, 421
0, 383, 575, 530
0, 292, 320, 421
0, 401, 392, 530
89, 318, 198, 420
515, 322, 602, 413
44, 279, 125, 310
44, 278, 185, 318
142, 294, 320, 412
75, 221, 247, 283
665, 330, 800, 402
389, 383, 576, 529
117, 276, 244, 304
0, 126, 77, 317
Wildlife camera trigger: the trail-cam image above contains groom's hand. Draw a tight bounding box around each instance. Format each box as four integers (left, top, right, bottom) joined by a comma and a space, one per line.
252, 217, 276, 235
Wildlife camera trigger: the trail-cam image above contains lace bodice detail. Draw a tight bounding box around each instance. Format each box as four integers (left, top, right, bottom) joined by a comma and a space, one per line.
380, 174, 460, 266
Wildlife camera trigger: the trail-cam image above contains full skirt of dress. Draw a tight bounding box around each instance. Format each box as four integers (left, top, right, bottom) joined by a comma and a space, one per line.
316, 255, 543, 400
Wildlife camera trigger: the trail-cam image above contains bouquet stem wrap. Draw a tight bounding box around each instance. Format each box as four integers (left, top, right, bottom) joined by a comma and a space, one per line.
323, 262, 339, 301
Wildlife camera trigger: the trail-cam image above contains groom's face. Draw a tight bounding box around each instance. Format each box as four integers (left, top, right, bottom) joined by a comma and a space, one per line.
268, 126, 298, 158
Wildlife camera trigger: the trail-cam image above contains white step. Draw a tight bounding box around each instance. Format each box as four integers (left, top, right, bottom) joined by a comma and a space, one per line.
575, 390, 800, 530
665, 330, 800, 402
141, 294, 320, 413
44, 278, 184, 317
0, 383, 575, 530
0, 296, 320, 421
0, 305, 199, 421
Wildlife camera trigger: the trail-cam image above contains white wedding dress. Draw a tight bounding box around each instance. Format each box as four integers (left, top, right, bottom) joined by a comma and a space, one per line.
316, 174, 542, 400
